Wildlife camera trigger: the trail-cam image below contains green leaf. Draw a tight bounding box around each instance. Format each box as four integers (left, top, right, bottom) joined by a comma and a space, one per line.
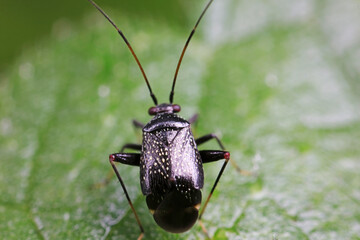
1, 0, 360, 239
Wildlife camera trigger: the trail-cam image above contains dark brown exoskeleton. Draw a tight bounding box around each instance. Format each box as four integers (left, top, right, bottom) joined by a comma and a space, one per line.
88, 0, 239, 238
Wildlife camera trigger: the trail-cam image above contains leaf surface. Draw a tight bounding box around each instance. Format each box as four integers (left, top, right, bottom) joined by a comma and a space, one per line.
1, 0, 360, 239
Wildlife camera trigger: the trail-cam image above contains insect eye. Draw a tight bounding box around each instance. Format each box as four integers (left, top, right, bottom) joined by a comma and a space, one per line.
148, 107, 158, 115
172, 104, 181, 113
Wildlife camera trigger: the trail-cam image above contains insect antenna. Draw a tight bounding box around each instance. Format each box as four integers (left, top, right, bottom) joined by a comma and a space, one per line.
169, 0, 214, 104
88, 0, 158, 105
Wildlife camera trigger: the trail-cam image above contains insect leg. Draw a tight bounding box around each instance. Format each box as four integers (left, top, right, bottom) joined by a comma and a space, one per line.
196, 134, 251, 237
120, 143, 142, 152
110, 152, 141, 166
109, 153, 144, 238
196, 133, 250, 175
132, 119, 145, 129
189, 114, 200, 137
93, 144, 142, 188
198, 150, 230, 220
199, 150, 229, 163
132, 120, 144, 143
188, 113, 199, 124
92, 146, 141, 189
196, 133, 225, 149
197, 149, 230, 237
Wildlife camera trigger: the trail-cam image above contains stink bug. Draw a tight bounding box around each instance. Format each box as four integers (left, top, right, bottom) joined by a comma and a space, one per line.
88, 0, 241, 238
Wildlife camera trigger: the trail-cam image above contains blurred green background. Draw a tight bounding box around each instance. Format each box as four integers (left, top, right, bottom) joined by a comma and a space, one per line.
0, 0, 194, 72
1, 0, 360, 239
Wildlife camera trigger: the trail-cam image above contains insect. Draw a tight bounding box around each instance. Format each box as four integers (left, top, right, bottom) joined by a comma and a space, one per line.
88, 0, 237, 238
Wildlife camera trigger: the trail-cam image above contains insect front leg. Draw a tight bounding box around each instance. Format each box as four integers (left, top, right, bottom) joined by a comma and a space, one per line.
132, 119, 145, 129
132, 119, 145, 143
188, 113, 199, 124
109, 153, 144, 239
